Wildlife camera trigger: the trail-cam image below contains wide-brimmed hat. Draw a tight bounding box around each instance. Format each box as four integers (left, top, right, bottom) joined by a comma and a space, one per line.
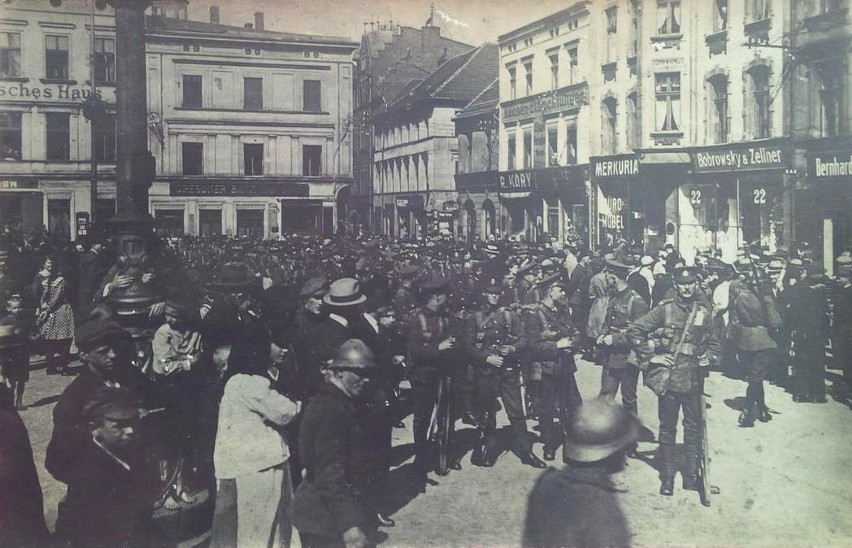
209, 262, 257, 290
563, 397, 642, 462
323, 278, 367, 307
605, 258, 631, 278
82, 386, 141, 423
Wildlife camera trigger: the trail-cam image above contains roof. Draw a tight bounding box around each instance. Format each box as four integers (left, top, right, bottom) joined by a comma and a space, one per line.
454, 78, 498, 120
497, 1, 591, 44
146, 15, 358, 47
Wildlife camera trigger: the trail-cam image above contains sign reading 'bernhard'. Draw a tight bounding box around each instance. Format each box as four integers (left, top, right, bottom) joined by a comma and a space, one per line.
809, 153, 852, 179
692, 140, 791, 173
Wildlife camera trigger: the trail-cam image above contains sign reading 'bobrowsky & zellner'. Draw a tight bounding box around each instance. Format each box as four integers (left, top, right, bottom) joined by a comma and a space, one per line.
692, 141, 791, 173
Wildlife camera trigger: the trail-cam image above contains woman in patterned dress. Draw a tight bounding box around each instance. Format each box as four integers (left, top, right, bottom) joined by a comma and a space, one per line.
34, 257, 76, 375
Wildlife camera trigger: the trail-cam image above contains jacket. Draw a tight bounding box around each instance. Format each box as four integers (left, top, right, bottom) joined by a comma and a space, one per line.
524, 301, 578, 375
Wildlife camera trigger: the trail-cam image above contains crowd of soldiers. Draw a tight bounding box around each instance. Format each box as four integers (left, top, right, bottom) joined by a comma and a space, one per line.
1, 224, 851, 546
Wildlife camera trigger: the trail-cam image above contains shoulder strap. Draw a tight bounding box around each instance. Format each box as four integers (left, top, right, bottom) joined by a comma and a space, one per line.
672, 301, 699, 365
417, 312, 427, 334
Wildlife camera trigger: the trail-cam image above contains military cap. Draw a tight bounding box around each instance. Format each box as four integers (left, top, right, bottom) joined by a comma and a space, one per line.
397, 264, 420, 278
420, 276, 452, 295
483, 283, 502, 295
483, 244, 500, 256
299, 276, 329, 299
837, 265, 852, 278
538, 273, 567, 292
672, 266, 698, 285
605, 258, 631, 278
82, 387, 141, 423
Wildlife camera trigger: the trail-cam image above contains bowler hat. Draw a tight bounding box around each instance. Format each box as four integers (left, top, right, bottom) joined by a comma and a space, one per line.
323, 278, 367, 307
563, 397, 642, 462
299, 276, 329, 299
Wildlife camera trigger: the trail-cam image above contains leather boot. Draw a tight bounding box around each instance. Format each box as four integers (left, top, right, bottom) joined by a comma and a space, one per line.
738, 401, 755, 427
682, 442, 699, 491
658, 444, 676, 496
470, 426, 489, 467
512, 422, 546, 469
756, 404, 772, 423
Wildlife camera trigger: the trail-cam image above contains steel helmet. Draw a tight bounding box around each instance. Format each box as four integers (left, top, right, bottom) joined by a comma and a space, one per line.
563, 397, 642, 463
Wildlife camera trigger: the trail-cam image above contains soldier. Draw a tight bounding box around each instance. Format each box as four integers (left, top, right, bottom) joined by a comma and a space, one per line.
523, 276, 582, 462
393, 264, 419, 323
626, 266, 720, 496
595, 259, 649, 429
406, 276, 457, 483
464, 284, 545, 469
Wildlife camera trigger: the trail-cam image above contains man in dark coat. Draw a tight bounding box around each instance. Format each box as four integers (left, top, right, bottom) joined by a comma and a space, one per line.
831, 265, 852, 398
293, 339, 376, 548
523, 397, 641, 548
788, 265, 831, 403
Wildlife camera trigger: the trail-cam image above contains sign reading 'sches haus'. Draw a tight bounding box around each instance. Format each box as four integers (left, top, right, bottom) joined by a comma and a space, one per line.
692, 140, 791, 173
501, 82, 589, 124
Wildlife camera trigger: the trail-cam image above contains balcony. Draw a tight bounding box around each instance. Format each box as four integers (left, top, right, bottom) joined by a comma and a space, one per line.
705, 29, 728, 56
649, 130, 683, 146
744, 17, 771, 44
650, 33, 683, 51
798, 8, 850, 51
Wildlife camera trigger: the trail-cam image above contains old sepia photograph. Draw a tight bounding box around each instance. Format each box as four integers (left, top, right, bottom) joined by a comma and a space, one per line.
0, 0, 850, 546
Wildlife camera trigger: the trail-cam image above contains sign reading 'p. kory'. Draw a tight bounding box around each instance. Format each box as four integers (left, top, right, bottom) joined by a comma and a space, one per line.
809, 153, 852, 179
692, 140, 791, 173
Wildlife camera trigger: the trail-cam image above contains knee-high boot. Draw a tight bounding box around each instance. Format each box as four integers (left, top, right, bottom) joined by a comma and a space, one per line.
658, 444, 676, 495
511, 420, 545, 469
682, 441, 700, 490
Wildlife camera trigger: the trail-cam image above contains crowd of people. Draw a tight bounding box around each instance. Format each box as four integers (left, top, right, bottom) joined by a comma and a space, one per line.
0, 224, 850, 547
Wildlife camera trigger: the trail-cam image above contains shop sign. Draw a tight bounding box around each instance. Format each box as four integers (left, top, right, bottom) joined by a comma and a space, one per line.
0, 82, 104, 102
170, 181, 309, 197
396, 198, 409, 208
501, 82, 589, 123
498, 170, 534, 191
809, 152, 852, 180
692, 141, 790, 173
0, 179, 39, 190
592, 157, 639, 178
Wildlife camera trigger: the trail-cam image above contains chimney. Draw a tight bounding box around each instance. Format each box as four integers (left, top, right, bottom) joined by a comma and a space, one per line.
254, 12, 264, 30
209, 5, 219, 24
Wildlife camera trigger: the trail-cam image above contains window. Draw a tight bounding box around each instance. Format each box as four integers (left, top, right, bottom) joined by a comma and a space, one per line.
606, 7, 618, 33
817, 62, 846, 137
93, 113, 116, 163
182, 143, 203, 175
0, 33, 21, 78
748, 0, 771, 21
549, 53, 559, 90
523, 60, 533, 95
45, 112, 70, 161
0, 112, 22, 160
236, 209, 264, 238
748, 66, 770, 138
303, 80, 321, 112
154, 209, 184, 238
48, 199, 71, 239
182, 75, 202, 107
566, 47, 578, 85
547, 126, 559, 166
302, 145, 322, 176
627, 92, 641, 148
244, 77, 263, 110
199, 209, 222, 236
820, 0, 844, 14
507, 133, 516, 170
45, 35, 69, 80
507, 65, 517, 100
602, 98, 617, 154
655, 72, 681, 132
708, 75, 729, 143
93, 37, 115, 84
244, 143, 264, 175
566, 125, 578, 165
523, 127, 533, 169
657, 1, 681, 35
714, 0, 728, 31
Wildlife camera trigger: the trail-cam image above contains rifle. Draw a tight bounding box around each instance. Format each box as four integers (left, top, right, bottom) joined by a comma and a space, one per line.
696, 391, 720, 506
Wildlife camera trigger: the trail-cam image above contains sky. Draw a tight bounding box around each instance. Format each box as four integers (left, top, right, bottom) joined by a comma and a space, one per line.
186, 0, 572, 45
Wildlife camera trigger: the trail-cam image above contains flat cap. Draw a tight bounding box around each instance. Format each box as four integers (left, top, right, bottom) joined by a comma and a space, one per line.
420, 276, 452, 295
299, 276, 329, 298
82, 387, 141, 422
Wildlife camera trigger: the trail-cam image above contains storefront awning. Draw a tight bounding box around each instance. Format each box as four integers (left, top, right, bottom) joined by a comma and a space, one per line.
498, 192, 532, 199
639, 151, 692, 164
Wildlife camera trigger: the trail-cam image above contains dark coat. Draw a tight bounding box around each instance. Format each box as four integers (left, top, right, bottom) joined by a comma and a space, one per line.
523, 466, 631, 548
566, 264, 591, 307
292, 383, 371, 537
305, 314, 354, 397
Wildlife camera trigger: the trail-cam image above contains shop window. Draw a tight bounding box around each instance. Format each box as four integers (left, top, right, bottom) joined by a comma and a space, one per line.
549, 53, 559, 90
464, 200, 476, 239
93, 113, 116, 163
244, 77, 263, 110
546, 197, 560, 239
656, 1, 681, 35
93, 37, 115, 84
566, 46, 578, 85
0, 111, 22, 160
626, 92, 641, 149
244, 143, 264, 175
523, 128, 533, 169
182, 75, 202, 107
507, 64, 517, 100
302, 145, 322, 176
45, 35, 69, 80
655, 72, 681, 132
602, 97, 617, 154
748, 0, 771, 22
0, 32, 21, 78
817, 61, 846, 137
547, 126, 559, 167
237, 209, 264, 238
714, 0, 728, 31
566, 125, 578, 165
303, 80, 321, 112
47, 199, 71, 239
182, 142, 203, 175
523, 60, 533, 96
46, 112, 70, 162
155, 209, 184, 238
507, 133, 516, 170
747, 65, 770, 139
708, 75, 729, 143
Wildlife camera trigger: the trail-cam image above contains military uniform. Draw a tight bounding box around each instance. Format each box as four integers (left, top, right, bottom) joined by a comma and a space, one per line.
598, 284, 649, 415
626, 267, 719, 495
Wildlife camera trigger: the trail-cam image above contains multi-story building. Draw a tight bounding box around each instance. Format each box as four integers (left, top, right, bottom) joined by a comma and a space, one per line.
372, 42, 497, 238
789, 0, 850, 273
496, 3, 593, 244
146, 7, 358, 238
353, 21, 472, 234
0, 0, 119, 238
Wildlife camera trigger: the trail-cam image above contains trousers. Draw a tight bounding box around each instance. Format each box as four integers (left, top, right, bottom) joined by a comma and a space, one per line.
599, 364, 639, 415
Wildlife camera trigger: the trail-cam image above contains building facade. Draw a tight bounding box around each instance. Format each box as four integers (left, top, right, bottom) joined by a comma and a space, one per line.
497, 2, 593, 244
145, 9, 358, 238
0, 0, 119, 239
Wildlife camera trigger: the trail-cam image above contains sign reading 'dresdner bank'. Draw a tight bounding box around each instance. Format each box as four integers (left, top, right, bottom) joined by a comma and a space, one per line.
809, 153, 852, 180
692, 140, 790, 173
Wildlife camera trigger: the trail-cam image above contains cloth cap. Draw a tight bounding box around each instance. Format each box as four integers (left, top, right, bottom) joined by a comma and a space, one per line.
605, 258, 631, 278
323, 278, 367, 307
76, 320, 130, 353
640, 255, 655, 267
563, 398, 642, 462
672, 266, 698, 285
299, 276, 328, 298
420, 276, 452, 296
82, 387, 141, 423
